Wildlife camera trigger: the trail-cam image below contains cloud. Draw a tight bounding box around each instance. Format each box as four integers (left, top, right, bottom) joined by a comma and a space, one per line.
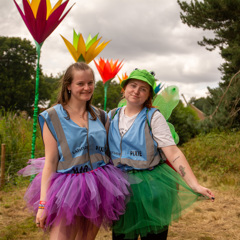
1, 0, 223, 101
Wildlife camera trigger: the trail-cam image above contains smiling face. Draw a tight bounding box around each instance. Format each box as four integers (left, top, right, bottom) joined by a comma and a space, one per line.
124, 79, 151, 107
67, 68, 95, 104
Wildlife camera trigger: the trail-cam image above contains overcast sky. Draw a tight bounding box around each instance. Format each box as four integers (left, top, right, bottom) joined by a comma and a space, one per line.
1, 0, 223, 102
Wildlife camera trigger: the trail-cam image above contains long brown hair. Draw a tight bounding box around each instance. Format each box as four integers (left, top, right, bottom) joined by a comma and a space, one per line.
123, 79, 154, 109
57, 62, 97, 120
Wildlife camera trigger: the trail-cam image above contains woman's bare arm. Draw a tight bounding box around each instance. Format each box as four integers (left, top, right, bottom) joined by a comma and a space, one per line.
162, 145, 215, 201
36, 122, 59, 228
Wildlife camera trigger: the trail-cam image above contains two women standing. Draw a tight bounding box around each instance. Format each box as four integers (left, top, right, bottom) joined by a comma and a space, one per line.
21, 65, 214, 240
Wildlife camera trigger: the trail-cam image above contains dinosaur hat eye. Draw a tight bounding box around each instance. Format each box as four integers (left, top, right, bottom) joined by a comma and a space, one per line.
150, 71, 155, 76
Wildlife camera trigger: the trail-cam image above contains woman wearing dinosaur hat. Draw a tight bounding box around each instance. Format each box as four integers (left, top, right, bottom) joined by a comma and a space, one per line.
108, 68, 215, 240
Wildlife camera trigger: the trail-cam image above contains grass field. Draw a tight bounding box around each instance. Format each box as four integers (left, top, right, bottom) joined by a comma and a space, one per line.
0, 175, 239, 240
0, 131, 240, 239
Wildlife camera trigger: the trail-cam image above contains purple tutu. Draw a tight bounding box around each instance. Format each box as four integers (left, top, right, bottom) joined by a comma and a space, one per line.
18, 157, 45, 176
19, 158, 131, 229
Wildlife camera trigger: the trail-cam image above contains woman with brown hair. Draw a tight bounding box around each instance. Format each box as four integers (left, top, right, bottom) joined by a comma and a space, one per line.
108, 68, 215, 240
20, 62, 130, 240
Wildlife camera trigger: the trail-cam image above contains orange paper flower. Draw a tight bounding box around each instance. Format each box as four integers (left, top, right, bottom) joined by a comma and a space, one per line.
118, 73, 128, 85
94, 58, 123, 83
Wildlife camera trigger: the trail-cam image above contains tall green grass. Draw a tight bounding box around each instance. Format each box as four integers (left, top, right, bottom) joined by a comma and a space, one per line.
0, 109, 44, 184
181, 130, 240, 187
0, 109, 239, 188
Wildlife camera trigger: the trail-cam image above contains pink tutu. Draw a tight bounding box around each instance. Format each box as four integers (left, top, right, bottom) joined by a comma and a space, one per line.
18, 157, 45, 176
18, 158, 131, 229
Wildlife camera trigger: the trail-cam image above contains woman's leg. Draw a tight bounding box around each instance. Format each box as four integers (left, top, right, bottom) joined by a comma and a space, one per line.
141, 227, 169, 240
112, 231, 138, 240
75, 218, 99, 240
50, 218, 77, 240
50, 217, 99, 240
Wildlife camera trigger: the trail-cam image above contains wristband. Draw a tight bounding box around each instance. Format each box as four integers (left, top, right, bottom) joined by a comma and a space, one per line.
38, 204, 45, 209
38, 200, 47, 209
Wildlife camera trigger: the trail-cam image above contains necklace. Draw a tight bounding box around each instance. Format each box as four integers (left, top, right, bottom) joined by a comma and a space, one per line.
67, 104, 86, 118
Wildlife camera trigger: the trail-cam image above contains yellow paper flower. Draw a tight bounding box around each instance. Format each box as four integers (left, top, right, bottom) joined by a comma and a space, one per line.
61, 30, 110, 64
118, 73, 128, 85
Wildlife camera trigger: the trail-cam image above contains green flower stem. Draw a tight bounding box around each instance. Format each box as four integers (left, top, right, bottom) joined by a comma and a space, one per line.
31, 42, 42, 159
103, 81, 111, 111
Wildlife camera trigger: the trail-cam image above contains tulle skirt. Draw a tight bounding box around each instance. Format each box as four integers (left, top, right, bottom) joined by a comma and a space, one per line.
18, 158, 131, 230
112, 163, 202, 239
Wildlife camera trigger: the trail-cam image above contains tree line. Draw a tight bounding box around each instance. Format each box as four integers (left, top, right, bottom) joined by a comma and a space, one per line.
3, 1, 240, 147
0, 36, 122, 115
178, 0, 240, 129
0, 36, 201, 144
4, 0, 240, 132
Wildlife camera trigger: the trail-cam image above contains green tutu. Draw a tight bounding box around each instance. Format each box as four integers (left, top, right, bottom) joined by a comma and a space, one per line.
112, 163, 202, 239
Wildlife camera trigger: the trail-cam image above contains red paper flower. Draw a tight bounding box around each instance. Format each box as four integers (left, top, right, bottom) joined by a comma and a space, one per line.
14, 0, 74, 45
94, 58, 123, 84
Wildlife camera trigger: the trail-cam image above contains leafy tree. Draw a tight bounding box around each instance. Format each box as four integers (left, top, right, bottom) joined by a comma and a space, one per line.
0, 37, 37, 113
168, 101, 200, 145
178, 0, 240, 83
189, 96, 214, 115
0, 36, 57, 115
43, 73, 62, 108
92, 80, 122, 111
207, 77, 240, 128
178, 0, 240, 129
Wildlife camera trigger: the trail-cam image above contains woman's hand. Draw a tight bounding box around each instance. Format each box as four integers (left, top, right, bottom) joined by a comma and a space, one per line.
193, 184, 215, 202
162, 146, 215, 202
36, 208, 47, 229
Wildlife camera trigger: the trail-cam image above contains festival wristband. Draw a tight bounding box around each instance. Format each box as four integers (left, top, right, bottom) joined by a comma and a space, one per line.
38, 200, 47, 209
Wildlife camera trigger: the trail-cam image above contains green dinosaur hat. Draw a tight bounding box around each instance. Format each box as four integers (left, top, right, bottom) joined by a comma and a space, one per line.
121, 69, 156, 96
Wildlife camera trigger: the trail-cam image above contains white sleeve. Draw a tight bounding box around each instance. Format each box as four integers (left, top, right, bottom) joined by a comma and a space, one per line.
151, 110, 176, 148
